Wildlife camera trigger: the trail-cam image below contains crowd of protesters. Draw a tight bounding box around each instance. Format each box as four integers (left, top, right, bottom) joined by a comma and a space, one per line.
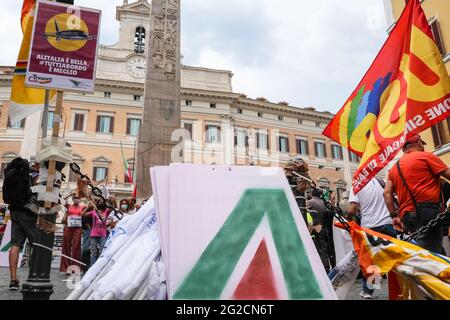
302, 134, 450, 299
1, 134, 449, 295
0, 154, 147, 290
59, 195, 145, 275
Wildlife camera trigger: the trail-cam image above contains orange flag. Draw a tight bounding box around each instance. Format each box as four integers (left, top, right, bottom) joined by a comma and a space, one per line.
323, 0, 450, 193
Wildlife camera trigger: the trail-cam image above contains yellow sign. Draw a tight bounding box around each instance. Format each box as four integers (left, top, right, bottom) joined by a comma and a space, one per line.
44, 14, 89, 52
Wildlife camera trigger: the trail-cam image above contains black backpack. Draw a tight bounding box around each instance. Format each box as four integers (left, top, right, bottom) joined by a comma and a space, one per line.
2, 157, 32, 206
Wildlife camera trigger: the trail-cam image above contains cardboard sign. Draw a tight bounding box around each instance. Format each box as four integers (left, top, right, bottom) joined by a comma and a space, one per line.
26, 0, 101, 92
151, 164, 337, 300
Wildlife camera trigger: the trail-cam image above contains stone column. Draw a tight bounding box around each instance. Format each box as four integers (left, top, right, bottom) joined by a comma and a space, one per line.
135, 0, 181, 199
220, 115, 234, 165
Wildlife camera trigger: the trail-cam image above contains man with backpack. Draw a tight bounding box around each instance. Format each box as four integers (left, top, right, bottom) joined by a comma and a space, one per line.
384, 134, 450, 253
2, 157, 37, 291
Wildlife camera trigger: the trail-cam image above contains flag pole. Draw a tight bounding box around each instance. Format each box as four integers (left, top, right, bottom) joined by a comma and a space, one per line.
41, 89, 49, 140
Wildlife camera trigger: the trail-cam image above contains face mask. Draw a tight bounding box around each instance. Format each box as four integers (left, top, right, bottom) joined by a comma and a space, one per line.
121, 204, 128, 210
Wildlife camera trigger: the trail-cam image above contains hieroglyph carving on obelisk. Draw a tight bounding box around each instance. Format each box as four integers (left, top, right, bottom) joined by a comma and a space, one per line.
136, 0, 181, 198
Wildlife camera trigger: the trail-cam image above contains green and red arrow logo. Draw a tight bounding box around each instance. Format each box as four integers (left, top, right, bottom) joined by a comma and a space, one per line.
173, 189, 324, 300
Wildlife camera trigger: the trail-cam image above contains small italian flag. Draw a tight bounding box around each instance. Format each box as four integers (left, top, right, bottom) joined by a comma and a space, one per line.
120, 141, 133, 183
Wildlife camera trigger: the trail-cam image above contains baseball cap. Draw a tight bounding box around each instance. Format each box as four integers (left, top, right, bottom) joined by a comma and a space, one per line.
403, 134, 427, 148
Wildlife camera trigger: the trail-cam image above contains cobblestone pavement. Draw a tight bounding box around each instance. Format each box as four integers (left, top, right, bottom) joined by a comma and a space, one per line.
1, 266, 388, 300
0, 267, 73, 300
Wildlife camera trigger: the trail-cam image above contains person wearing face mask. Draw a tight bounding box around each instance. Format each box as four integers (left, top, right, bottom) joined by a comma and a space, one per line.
82, 200, 108, 266
60, 194, 84, 274
119, 199, 131, 216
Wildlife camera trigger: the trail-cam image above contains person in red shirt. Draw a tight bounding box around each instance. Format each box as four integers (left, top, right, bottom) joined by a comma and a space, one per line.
384, 134, 450, 253
60, 194, 84, 274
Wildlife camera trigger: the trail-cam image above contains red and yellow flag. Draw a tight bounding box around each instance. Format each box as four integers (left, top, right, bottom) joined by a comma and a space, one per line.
323, 0, 450, 193
9, 0, 55, 124
346, 221, 450, 300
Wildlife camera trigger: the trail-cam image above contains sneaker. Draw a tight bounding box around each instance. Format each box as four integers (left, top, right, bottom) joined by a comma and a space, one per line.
9, 280, 20, 291
359, 291, 374, 299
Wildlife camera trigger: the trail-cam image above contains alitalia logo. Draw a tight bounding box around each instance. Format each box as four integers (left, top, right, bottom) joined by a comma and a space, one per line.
1, 242, 11, 252
173, 189, 323, 300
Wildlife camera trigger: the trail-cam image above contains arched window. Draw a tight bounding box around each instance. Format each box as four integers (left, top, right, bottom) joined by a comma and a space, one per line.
134, 26, 146, 54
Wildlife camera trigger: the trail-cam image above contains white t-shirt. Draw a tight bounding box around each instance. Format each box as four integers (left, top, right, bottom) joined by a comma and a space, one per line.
349, 178, 392, 229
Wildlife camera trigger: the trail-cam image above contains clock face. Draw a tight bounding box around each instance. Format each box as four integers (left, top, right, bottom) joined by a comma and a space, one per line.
127, 57, 147, 79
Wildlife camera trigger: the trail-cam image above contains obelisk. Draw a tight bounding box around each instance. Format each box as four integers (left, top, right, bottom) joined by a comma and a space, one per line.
136, 0, 181, 198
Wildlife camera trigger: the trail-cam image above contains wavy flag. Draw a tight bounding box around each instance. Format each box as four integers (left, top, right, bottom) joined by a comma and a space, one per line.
9, 0, 55, 124
120, 141, 133, 183
346, 221, 450, 300
323, 0, 450, 193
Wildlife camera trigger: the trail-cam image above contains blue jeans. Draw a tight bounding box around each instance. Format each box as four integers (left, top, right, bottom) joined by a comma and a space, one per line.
90, 236, 106, 266
362, 223, 398, 295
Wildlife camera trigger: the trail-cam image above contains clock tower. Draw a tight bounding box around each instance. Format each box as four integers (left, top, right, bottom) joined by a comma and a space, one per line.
96, 0, 151, 82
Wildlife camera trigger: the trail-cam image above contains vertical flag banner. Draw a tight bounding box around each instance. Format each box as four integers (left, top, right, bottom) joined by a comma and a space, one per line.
9, 0, 54, 124
323, 0, 450, 193
25, 0, 101, 92
120, 141, 133, 183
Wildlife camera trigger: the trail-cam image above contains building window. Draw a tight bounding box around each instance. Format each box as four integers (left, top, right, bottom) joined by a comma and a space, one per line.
7, 118, 25, 129
431, 121, 445, 148
47, 111, 55, 129
237, 108, 243, 114
93, 167, 108, 181
430, 18, 446, 56
331, 145, 343, 160
205, 125, 221, 143
314, 141, 326, 158
279, 136, 289, 153
183, 122, 193, 140
298, 119, 303, 125
234, 129, 247, 148
73, 113, 85, 131
336, 187, 346, 202
185, 100, 192, 106
278, 115, 283, 121
315, 122, 321, 127
296, 138, 309, 155
210, 103, 216, 109
127, 118, 141, 136
96, 115, 114, 134
348, 150, 360, 163
258, 112, 263, 118
104, 92, 111, 98
133, 95, 141, 101
134, 26, 146, 54
257, 132, 268, 150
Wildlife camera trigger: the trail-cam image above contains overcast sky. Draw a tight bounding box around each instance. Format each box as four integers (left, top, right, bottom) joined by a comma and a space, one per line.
0, 0, 390, 113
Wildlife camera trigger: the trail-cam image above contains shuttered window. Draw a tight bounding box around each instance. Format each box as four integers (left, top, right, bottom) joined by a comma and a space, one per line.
296, 138, 309, 155
93, 167, 108, 181
127, 118, 141, 136
279, 136, 289, 153
96, 115, 114, 134
257, 133, 268, 150
431, 122, 445, 148
315, 142, 326, 158
73, 114, 85, 131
